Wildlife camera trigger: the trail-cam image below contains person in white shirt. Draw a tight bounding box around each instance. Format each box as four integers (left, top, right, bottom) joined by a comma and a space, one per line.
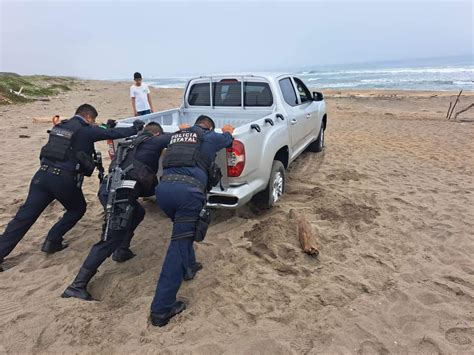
130, 72, 154, 116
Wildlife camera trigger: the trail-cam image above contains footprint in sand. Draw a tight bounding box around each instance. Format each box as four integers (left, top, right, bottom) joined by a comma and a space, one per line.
412, 336, 442, 355
445, 327, 474, 346
357, 340, 389, 355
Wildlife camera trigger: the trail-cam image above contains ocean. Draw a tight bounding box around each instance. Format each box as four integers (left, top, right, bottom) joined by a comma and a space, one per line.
147, 57, 473, 91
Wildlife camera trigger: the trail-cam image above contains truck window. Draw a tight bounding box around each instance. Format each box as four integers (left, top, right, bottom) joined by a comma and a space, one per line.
279, 78, 298, 106
188, 80, 274, 107
213, 82, 241, 106
293, 77, 312, 104
244, 82, 273, 107
188, 83, 211, 106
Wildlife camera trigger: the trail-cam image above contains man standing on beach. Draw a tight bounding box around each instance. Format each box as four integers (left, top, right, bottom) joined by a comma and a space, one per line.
130, 72, 154, 116
0, 104, 144, 272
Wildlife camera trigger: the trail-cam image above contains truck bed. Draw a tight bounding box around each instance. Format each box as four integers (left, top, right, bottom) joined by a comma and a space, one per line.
116, 107, 274, 132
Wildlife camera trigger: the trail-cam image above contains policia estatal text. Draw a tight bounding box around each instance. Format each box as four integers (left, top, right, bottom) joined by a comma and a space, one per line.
62, 122, 171, 300
0, 104, 144, 272
150, 115, 234, 327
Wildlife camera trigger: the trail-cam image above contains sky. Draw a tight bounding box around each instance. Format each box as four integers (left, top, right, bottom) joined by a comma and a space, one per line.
0, 0, 472, 79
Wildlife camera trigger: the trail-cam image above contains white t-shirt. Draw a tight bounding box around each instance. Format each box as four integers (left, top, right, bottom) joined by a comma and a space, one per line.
130, 83, 151, 112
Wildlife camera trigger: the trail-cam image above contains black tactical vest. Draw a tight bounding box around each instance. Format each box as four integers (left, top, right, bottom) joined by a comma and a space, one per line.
40, 119, 83, 162
162, 127, 210, 172
109, 131, 157, 191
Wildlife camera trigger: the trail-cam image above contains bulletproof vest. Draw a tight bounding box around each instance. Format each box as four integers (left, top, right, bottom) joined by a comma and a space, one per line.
162, 127, 210, 172
40, 118, 83, 162
109, 131, 157, 191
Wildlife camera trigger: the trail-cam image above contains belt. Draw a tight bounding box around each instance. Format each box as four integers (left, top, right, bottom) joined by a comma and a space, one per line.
161, 174, 205, 192
40, 164, 77, 178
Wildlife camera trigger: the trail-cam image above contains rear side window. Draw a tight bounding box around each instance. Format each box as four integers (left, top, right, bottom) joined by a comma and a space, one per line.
188, 83, 210, 106
188, 80, 273, 107
279, 78, 298, 106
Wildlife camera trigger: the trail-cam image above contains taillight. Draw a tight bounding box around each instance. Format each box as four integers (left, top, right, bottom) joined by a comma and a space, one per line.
226, 140, 245, 177
107, 139, 116, 160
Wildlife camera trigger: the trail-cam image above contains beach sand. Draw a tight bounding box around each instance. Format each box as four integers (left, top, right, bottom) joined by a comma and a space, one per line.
0, 80, 473, 354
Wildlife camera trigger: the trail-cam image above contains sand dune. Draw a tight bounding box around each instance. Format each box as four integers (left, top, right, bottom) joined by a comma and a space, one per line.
0, 81, 473, 353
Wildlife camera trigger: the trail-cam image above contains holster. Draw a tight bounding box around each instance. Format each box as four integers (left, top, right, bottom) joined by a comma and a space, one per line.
207, 162, 222, 192
172, 208, 212, 243
76, 151, 95, 177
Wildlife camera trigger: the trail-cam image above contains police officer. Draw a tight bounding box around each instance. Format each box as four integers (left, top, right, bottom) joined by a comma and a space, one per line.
150, 115, 234, 327
62, 122, 171, 300
0, 104, 144, 272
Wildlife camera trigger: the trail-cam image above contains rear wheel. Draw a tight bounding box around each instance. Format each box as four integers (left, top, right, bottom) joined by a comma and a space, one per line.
307, 125, 325, 152
253, 160, 286, 209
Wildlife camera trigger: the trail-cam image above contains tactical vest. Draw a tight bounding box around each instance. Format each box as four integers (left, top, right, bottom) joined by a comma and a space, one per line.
40, 119, 83, 162
162, 127, 211, 172
109, 131, 157, 191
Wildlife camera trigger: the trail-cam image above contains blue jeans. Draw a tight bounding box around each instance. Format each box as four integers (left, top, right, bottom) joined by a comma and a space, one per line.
151, 181, 205, 314
137, 109, 151, 116
0, 170, 86, 260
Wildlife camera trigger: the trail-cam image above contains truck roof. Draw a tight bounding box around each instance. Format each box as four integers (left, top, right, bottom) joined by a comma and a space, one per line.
188, 72, 294, 82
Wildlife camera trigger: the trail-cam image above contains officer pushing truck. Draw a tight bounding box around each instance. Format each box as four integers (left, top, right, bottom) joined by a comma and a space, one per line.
0, 104, 144, 272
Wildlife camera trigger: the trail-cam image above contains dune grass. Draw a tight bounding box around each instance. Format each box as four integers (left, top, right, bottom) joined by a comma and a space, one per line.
0, 73, 77, 104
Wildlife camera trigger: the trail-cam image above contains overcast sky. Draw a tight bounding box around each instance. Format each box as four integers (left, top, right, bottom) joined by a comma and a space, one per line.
0, 1, 472, 79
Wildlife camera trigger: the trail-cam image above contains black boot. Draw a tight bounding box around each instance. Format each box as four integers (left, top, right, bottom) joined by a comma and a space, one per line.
0, 258, 3, 272
183, 262, 203, 281
41, 240, 69, 254
151, 301, 186, 327
61, 267, 97, 301
112, 248, 136, 262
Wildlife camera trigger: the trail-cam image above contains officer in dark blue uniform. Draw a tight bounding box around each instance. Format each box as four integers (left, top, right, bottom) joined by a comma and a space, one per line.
0, 104, 143, 272
62, 122, 172, 301
150, 115, 234, 327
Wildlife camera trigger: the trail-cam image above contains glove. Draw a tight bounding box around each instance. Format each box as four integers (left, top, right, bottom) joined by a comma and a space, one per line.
106, 119, 117, 128
133, 119, 145, 131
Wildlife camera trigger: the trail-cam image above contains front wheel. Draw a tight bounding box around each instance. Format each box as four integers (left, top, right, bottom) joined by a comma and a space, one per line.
252, 160, 286, 209
307, 125, 325, 152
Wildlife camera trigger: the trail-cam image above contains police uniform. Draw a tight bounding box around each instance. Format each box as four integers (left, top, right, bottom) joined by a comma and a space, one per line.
62, 131, 171, 301
150, 124, 233, 326
0, 115, 139, 271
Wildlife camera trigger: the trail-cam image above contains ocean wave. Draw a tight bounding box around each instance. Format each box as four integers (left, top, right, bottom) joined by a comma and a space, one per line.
300, 66, 474, 76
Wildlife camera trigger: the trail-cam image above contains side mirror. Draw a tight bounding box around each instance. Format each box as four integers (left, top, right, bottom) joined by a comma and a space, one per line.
313, 91, 324, 101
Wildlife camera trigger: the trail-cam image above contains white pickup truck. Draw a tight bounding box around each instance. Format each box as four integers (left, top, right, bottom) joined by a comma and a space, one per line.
113, 73, 327, 209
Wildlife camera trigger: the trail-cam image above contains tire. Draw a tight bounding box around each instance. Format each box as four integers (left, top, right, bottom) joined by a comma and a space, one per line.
307, 125, 325, 152
252, 160, 286, 209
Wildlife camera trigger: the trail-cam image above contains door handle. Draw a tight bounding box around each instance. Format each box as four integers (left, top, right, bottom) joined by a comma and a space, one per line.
290, 119, 297, 125
306, 113, 312, 118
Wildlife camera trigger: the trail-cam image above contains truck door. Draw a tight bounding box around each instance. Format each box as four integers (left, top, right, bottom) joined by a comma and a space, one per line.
278, 77, 307, 156
292, 77, 320, 144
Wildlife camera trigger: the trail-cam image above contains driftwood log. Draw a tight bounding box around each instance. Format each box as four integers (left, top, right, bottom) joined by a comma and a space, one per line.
32, 115, 60, 124
448, 90, 463, 120
289, 209, 320, 257
454, 103, 474, 120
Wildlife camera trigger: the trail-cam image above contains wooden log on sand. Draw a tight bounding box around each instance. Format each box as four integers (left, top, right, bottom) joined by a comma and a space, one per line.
33, 115, 60, 124
289, 209, 320, 257
448, 90, 463, 120
454, 103, 474, 120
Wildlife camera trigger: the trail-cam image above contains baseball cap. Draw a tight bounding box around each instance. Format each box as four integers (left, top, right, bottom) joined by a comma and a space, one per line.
134, 72, 142, 80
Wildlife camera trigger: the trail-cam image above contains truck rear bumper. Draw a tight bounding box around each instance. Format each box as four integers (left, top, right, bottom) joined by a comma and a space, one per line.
207, 183, 255, 209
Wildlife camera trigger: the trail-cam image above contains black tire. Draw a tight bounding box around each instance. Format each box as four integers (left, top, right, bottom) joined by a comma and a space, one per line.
252, 160, 286, 209
307, 125, 325, 152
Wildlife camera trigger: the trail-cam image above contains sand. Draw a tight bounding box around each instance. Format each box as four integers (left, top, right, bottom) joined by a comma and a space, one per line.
0, 80, 473, 354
